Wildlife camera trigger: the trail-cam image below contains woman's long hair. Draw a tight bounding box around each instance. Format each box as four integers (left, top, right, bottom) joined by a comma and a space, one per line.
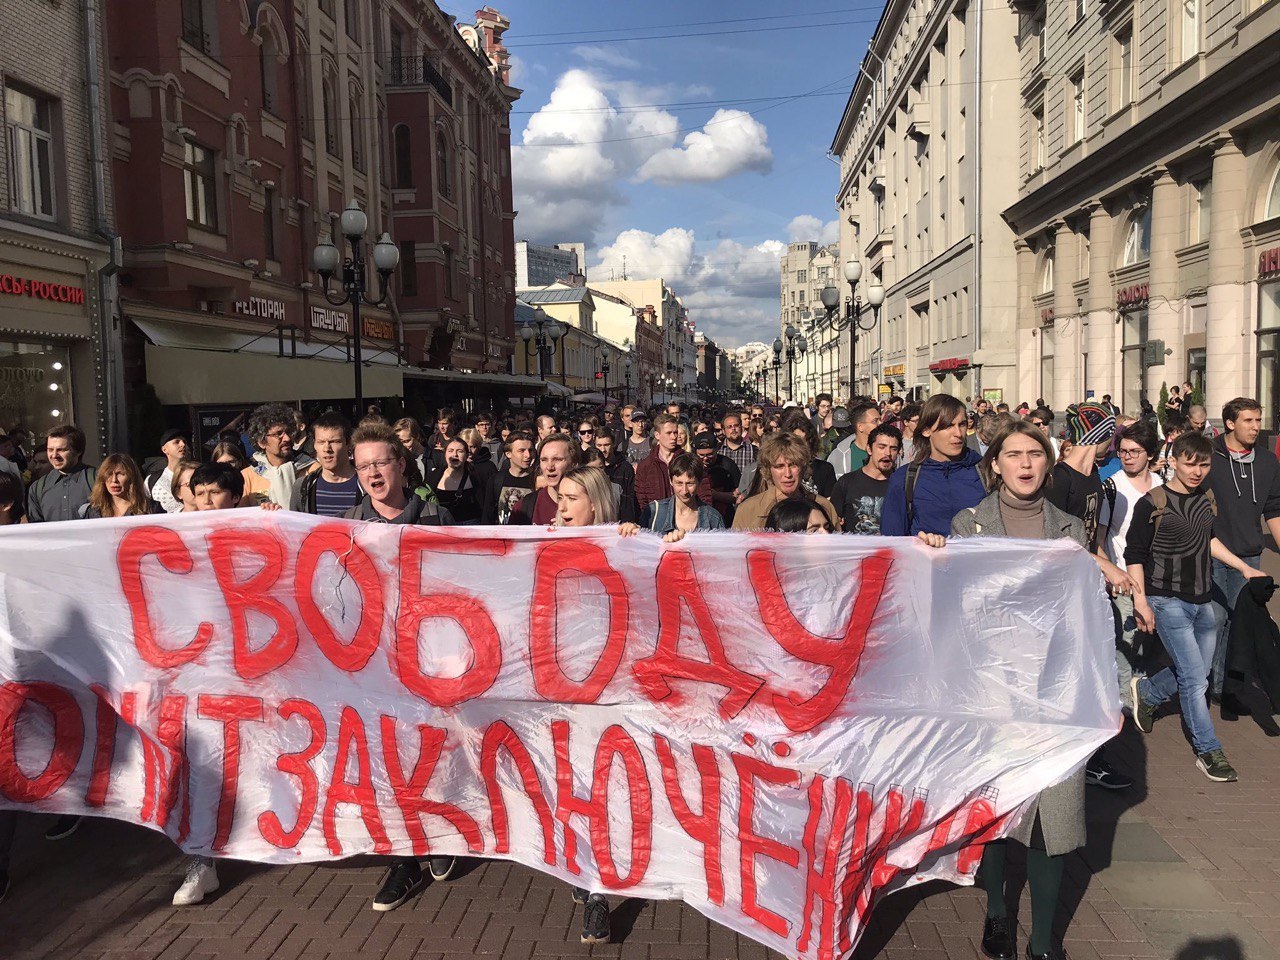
911, 394, 967, 464
88, 454, 151, 517
977, 419, 1057, 491
556, 465, 618, 525
211, 441, 248, 471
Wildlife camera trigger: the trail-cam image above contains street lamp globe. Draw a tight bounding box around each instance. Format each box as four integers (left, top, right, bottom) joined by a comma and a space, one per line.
820, 284, 840, 310
786, 324, 798, 342
797, 337, 807, 355
312, 235, 340, 276
372, 233, 400, 273
772, 337, 783, 355
867, 282, 886, 308
340, 199, 368, 240
546, 321, 564, 341
844, 258, 863, 284
519, 324, 534, 343
533, 306, 547, 325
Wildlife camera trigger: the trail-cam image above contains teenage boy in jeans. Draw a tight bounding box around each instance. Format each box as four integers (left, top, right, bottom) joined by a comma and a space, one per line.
1127, 432, 1266, 782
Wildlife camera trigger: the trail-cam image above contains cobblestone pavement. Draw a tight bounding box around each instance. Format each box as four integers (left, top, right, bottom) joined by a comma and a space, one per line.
4, 707, 1279, 960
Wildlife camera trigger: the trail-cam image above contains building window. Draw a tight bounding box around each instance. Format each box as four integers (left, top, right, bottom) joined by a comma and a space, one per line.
183, 140, 218, 230
1267, 166, 1280, 220
1041, 323, 1055, 397
1181, 0, 1201, 60
260, 35, 279, 114
1121, 309, 1149, 415
444, 247, 455, 299
1069, 71, 1085, 145
400, 241, 417, 297
349, 91, 364, 172
1034, 9, 1047, 60
262, 186, 276, 261
1259, 284, 1280, 430
1032, 106, 1045, 170
344, 0, 360, 41
818, 266, 830, 279
5, 85, 55, 220
322, 75, 341, 157
1075, 0, 1086, 23
1191, 179, 1211, 243
797, 270, 807, 283
1116, 24, 1134, 107
436, 130, 451, 199
1121, 207, 1151, 265
318, 0, 335, 20
181, 0, 217, 55
393, 125, 412, 188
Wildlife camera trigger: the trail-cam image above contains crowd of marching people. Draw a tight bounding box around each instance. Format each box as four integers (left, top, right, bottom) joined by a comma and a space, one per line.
1, 383, 1278, 960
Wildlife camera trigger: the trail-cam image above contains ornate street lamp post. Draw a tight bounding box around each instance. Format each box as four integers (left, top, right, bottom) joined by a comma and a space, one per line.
517, 306, 564, 382
820, 259, 884, 398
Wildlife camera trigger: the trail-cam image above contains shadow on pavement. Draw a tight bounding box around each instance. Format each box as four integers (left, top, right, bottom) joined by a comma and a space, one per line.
1175, 936, 1246, 960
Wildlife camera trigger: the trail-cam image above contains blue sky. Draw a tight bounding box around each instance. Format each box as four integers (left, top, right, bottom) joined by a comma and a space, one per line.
445, 1, 880, 347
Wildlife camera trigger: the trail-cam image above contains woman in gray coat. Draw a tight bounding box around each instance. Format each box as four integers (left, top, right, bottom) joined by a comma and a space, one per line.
925, 418, 1085, 960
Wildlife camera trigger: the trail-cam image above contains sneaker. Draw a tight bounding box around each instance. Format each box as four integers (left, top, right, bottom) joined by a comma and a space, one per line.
981, 915, 1015, 959
581, 894, 611, 944
571, 886, 590, 904
372, 860, 421, 912
44, 815, 82, 841
172, 858, 219, 906
1084, 755, 1132, 791
428, 856, 456, 882
0, 868, 9, 906
1196, 750, 1238, 783
1130, 677, 1156, 734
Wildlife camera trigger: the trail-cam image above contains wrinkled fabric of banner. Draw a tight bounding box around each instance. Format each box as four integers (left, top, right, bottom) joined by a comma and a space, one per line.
0, 512, 1118, 960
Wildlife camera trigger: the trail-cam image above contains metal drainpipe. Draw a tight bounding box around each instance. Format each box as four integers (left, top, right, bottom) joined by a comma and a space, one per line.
284, 0, 313, 364
83, 0, 124, 452
973, 0, 984, 388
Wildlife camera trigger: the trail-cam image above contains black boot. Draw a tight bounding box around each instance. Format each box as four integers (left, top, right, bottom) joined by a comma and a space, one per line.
981, 916, 1015, 960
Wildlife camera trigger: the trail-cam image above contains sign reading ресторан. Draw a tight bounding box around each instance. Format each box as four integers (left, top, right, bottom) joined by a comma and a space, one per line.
0, 273, 85, 305
234, 298, 287, 322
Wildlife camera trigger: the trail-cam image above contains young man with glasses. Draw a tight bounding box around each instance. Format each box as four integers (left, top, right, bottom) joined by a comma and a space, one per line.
1097, 420, 1162, 712
239, 402, 317, 507
1027, 406, 1060, 455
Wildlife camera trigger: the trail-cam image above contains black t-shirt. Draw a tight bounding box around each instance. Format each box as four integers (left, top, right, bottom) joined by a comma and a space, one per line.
1047, 461, 1104, 552
830, 470, 890, 534
485, 469, 536, 524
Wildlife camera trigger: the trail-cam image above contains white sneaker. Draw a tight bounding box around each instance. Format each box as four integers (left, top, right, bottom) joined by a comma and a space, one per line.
172, 858, 219, 906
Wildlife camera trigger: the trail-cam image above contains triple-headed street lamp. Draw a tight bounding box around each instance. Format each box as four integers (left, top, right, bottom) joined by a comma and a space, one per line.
312, 199, 400, 415
820, 259, 885, 397
772, 324, 807, 401
623, 354, 633, 403
598, 352, 611, 400
518, 306, 564, 382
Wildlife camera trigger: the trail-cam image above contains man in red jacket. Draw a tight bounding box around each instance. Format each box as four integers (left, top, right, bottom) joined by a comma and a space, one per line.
635, 412, 683, 510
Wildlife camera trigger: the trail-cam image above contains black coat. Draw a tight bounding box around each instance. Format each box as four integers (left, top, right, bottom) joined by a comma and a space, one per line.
1226, 576, 1280, 712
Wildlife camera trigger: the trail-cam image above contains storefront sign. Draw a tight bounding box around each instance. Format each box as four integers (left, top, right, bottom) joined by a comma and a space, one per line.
362, 316, 395, 341
310, 306, 352, 335
1259, 246, 1280, 280
877, 383, 891, 395
928, 356, 970, 373
883, 363, 905, 378
0, 273, 85, 305
234, 297, 287, 322
1116, 283, 1149, 310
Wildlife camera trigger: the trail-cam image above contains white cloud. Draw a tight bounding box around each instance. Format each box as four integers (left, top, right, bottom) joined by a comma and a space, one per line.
637, 110, 773, 185
787, 214, 840, 245
587, 228, 787, 346
572, 45, 642, 70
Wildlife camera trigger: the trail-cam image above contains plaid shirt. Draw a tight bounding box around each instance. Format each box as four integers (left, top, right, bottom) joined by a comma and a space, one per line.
718, 440, 757, 473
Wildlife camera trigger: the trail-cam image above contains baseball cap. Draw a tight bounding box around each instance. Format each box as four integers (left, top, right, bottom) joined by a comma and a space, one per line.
831, 407, 851, 428
631, 409, 648, 421
1066, 402, 1116, 445
692, 432, 717, 451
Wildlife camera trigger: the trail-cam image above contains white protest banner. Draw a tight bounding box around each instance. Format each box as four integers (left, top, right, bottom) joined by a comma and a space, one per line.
0, 513, 1118, 959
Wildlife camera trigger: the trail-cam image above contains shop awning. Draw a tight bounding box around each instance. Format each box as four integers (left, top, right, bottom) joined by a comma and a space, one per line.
402, 367, 558, 394
133, 317, 404, 406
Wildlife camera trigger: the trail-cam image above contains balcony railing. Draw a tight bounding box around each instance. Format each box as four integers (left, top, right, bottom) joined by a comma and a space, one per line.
386, 55, 453, 106
182, 19, 212, 55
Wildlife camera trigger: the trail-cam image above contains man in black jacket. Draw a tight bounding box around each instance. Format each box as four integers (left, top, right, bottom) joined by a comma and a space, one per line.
594, 430, 637, 520
1206, 397, 1280, 701
290, 413, 361, 516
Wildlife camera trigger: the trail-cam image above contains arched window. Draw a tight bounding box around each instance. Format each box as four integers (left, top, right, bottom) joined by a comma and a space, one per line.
260, 34, 279, 114
1267, 166, 1280, 220
393, 124, 412, 188
322, 72, 340, 157
436, 130, 451, 200
349, 88, 364, 172
1121, 206, 1151, 266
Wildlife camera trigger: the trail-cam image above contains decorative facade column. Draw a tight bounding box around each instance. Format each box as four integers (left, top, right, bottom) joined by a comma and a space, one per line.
1086, 202, 1117, 399
1015, 238, 1039, 404
1053, 219, 1082, 404
1206, 135, 1249, 417
1146, 169, 1181, 405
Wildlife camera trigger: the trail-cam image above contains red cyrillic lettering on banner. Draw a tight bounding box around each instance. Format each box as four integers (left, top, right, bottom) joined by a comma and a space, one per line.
322, 706, 391, 856
85, 684, 116, 807
798, 775, 854, 960
479, 720, 556, 865
591, 725, 653, 889
197, 694, 264, 851
836, 784, 874, 949
380, 715, 482, 856
749, 549, 893, 732
0, 682, 84, 802
530, 541, 629, 704
259, 699, 326, 849
117, 527, 213, 668
654, 735, 724, 905
208, 528, 299, 680
395, 530, 506, 706
295, 526, 383, 673
155, 695, 191, 842
957, 798, 1003, 875
633, 552, 765, 718
551, 719, 599, 875
732, 752, 802, 938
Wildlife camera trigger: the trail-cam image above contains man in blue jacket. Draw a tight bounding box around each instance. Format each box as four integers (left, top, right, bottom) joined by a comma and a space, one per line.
880, 395, 986, 537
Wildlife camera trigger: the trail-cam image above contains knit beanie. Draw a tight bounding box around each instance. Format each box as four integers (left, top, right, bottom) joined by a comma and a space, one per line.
1065, 402, 1116, 446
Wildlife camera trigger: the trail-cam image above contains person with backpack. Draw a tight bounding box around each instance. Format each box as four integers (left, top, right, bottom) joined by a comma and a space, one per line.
1127, 431, 1266, 782
880, 394, 985, 538
1097, 420, 1162, 711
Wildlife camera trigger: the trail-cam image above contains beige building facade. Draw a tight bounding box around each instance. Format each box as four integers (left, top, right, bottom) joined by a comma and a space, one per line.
779, 241, 843, 401
1004, 0, 1280, 422
832, 0, 1022, 404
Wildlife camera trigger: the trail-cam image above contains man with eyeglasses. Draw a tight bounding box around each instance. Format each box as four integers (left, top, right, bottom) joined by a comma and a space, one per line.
239, 402, 317, 507
472, 412, 502, 461
1097, 420, 1162, 712
341, 423, 459, 911
1027, 406, 1060, 456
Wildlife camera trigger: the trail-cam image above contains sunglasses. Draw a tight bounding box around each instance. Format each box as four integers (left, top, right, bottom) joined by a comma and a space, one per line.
579, 429, 594, 435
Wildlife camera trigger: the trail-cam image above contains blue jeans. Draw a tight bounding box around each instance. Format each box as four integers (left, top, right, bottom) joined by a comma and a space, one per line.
1138, 596, 1221, 755
1210, 555, 1262, 698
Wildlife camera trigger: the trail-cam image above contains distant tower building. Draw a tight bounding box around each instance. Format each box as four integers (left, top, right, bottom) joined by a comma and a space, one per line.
515, 240, 583, 288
